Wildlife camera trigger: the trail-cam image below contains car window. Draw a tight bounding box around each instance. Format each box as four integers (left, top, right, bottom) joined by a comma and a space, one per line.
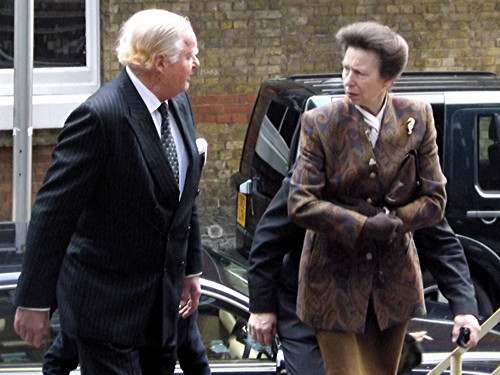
198, 294, 273, 362
477, 114, 500, 191
201, 247, 249, 296
255, 102, 290, 177
306, 95, 336, 110
253, 100, 301, 199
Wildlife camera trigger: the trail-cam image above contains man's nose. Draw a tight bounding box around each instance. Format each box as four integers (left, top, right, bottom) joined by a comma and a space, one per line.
193, 56, 200, 69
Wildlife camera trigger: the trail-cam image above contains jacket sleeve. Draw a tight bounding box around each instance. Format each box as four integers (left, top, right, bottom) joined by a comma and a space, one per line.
185, 200, 203, 276
414, 218, 478, 317
182, 93, 203, 277
16, 103, 106, 308
288, 108, 367, 250
248, 172, 305, 313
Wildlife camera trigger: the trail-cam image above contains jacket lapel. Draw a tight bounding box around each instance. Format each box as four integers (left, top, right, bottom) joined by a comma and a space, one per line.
378, 98, 415, 154
119, 72, 180, 201
374, 97, 418, 183
170, 95, 199, 202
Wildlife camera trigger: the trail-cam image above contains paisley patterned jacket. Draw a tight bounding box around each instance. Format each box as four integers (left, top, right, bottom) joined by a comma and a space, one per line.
288, 96, 447, 333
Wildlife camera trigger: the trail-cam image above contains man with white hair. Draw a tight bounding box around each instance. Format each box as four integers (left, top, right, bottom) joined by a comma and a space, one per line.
14, 9, 203, 374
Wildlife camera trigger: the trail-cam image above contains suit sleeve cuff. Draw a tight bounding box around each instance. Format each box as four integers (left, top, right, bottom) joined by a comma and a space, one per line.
185, 272, 202, 278
18, 306, 51, 312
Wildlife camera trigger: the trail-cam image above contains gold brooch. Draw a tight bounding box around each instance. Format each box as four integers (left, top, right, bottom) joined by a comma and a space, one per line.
407, 118, 415, 135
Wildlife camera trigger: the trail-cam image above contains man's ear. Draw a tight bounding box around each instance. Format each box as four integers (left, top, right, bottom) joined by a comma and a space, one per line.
153, 53, 167, 72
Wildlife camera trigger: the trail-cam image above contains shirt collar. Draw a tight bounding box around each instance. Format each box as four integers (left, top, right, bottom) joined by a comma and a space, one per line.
355, 95, 387, 127
126, 66, 165, 114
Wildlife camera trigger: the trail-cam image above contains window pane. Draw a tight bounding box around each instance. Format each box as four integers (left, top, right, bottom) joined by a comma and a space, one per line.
0, 2, 14, 68
280, 109, 300, 148
266, 101, 287, 131
0, 0, 86, 69
255, 102, 291, 178
477, 114, 500, 191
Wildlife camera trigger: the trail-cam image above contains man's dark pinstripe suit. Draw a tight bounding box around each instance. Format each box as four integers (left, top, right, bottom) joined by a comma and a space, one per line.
15, 70, 203, 353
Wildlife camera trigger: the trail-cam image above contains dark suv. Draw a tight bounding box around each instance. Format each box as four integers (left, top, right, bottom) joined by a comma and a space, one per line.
231, 71, 500, 318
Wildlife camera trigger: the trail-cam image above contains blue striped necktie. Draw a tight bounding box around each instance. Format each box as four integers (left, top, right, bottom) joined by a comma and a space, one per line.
158, 102, 179, 185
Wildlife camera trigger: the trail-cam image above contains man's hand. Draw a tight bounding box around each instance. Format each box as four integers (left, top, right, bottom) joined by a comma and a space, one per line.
179, 276, 201, 318
13, 308, 49, 348
452, 314, 481, 349
248, 312, 277, 347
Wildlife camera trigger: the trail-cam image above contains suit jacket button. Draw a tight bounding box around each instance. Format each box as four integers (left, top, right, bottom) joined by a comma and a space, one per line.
369, 172, 376, 179
366, 252, 373, 260
378, 271, 384, 281
366, 198, 373, 204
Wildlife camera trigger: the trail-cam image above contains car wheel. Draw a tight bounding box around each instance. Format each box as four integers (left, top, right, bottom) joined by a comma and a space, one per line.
422, 270, 448, 305
423, 284, 446, 302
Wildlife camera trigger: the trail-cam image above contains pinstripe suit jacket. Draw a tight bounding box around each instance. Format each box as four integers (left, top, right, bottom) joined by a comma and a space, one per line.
288, 96, 447, 333
15, 71, 203, 347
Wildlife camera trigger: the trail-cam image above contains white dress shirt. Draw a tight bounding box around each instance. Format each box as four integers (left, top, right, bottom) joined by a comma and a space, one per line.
355, 101, 386, 147
126, 66, 188, 196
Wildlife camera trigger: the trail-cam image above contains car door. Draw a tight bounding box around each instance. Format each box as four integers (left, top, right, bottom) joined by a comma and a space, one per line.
234, 92, 302, 257
196, 279, 282, 374
444, 107, 500, 256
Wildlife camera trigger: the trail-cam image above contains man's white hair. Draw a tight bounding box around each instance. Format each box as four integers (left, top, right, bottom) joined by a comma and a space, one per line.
116, 9, 193, 69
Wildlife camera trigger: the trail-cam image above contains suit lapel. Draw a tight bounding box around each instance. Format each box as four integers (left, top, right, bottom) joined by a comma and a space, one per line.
119, 72, 180, 201
378, 97, 414, 154
170, 95, 198, 202
374, 97, 417, 182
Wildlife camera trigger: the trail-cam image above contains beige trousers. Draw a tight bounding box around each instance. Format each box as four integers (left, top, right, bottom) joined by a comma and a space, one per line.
316, 304, 408, 375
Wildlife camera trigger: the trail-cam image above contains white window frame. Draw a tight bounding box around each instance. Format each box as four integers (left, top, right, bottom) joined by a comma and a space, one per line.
0, 0, 100, 130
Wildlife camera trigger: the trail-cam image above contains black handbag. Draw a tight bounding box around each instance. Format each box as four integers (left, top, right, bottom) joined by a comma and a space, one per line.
384, 149, 420, 207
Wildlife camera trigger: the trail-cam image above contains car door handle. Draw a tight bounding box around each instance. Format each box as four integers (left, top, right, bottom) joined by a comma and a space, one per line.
466, 210, 500, 224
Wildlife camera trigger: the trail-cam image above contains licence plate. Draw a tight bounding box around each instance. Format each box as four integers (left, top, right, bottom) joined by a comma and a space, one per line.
236, 192, 247, 227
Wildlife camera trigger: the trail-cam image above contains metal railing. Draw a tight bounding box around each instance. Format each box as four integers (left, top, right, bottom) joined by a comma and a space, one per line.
427, 307, 500, 375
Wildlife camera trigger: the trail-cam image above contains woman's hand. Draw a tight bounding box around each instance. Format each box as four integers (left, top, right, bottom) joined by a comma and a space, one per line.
360, 212, 403, 243
336, 196, 385, 217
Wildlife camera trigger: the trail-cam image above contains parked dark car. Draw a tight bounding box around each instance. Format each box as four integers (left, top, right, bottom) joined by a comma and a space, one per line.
230, 71, 500, 320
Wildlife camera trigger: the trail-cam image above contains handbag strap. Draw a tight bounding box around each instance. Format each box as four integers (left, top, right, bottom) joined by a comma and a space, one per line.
408, 149, 420, 186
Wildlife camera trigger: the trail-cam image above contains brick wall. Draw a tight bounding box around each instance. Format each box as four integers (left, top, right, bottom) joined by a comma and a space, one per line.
1, 0, 499, 243
191, 93, 255, 238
